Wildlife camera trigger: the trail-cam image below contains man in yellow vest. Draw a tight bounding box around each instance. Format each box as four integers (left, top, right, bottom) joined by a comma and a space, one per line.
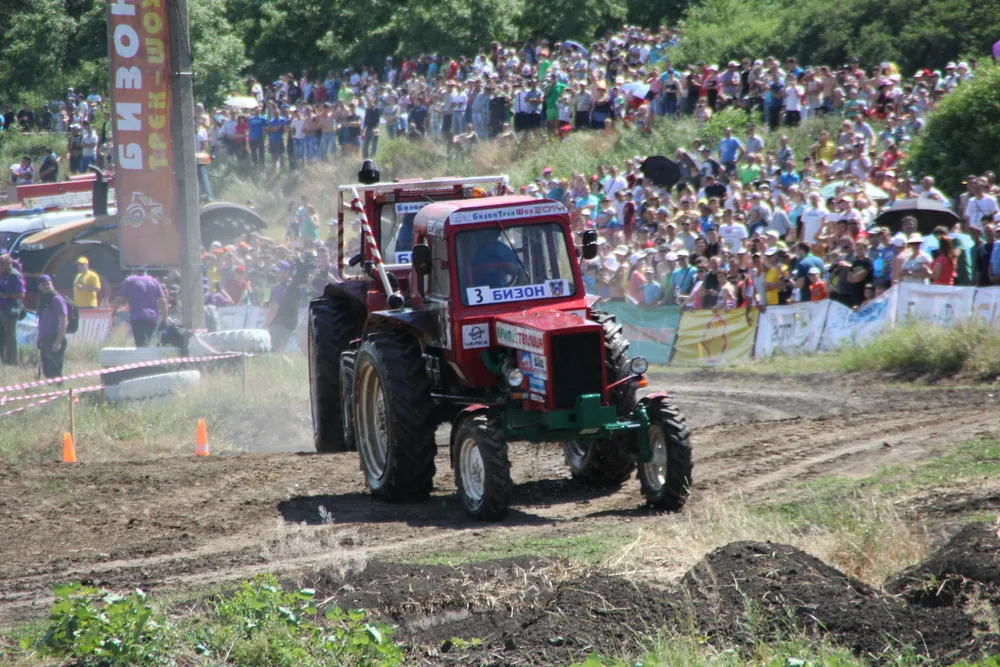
73, 257, 101, 308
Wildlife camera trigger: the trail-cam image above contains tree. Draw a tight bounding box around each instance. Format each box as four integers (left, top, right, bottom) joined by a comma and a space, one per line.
520, 0, 628, 43
906, 65, 1000, 196
189, 0, 250, 106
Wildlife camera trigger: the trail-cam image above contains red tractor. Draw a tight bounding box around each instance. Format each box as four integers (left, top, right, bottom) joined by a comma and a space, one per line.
308, 162, 692, 520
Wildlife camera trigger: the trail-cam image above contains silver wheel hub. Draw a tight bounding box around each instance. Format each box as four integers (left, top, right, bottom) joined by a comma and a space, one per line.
358, 364, 389, 479
641, 426, 667, 490
460, 437, 486, 505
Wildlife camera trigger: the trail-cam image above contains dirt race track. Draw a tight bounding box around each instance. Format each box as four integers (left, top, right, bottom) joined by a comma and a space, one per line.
2, 371, 999, 662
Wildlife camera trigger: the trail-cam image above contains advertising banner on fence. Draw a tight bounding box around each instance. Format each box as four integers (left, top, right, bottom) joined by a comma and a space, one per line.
754, 300, 830, 358
68, 308, 115, 344
972, 287, 1000, 326
896, 284, 975, 328
599, 302, 680, 364
820, 286, 897, 351
672, 308, 758, 366
107, 0, 181, 268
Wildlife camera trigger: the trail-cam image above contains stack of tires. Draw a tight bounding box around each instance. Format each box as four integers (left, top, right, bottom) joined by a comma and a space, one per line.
98, 346, 199, 403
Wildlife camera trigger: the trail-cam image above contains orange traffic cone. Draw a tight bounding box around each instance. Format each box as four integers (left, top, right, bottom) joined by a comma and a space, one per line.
195, 419, 210, 457
62, 432, 77, 463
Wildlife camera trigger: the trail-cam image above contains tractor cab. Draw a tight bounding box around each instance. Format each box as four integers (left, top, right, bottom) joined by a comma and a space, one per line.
333, 167, 506, 287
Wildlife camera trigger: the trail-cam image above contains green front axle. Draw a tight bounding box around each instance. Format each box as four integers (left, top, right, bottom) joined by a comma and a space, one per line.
503, 393, 653, 462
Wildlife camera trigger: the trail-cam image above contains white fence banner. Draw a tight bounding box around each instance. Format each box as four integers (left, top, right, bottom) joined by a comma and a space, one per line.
820, 286, 898, 351
972, 287, 1000, 326
754, 300, 830, 358
896, 284, 975, 327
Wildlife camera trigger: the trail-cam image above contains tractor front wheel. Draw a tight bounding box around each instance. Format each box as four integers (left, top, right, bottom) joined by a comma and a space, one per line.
354, 332, 436, 502
453, 414, 511, 521
638, 398, 693, 511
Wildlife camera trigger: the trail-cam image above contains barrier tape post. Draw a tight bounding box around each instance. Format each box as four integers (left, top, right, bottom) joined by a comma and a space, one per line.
68, 388, 76, 449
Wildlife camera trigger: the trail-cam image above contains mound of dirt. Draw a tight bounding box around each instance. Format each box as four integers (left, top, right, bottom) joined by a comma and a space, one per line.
306, 557, 678, 665
886, 523, 1000, 610
681, 541, 983, 662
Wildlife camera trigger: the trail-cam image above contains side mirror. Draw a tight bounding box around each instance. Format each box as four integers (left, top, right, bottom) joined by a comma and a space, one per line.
581, 229, 599, 260
411, 243, 432, 276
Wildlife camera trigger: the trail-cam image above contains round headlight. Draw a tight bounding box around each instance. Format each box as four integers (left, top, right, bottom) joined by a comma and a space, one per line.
505, 368, 524, 388
629, 357, 649, 375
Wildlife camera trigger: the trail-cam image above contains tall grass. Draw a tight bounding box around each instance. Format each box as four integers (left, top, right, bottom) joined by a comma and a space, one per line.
0, 354, 309, 464
838, 320, 1000, 379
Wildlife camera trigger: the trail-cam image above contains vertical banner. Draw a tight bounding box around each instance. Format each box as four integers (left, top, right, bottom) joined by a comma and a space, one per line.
107, 0, 182, 268
672, 308, 759, 366
754, 300, 831, 358
599, 302, 680, 364
896, 284, 975, 328
972, 287, 1000, 326
820, 287, 898, 351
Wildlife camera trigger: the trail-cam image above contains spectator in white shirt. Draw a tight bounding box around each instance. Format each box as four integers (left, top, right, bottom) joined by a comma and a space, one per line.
964, 177, 999, 231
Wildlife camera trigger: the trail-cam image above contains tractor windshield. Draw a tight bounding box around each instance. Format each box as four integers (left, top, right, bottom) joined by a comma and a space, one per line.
455, 222, 578, 306
378, 202, 427, 265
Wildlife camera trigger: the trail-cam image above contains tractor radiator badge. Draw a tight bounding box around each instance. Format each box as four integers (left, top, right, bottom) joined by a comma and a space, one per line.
466, 279, 569, 306
462, 323, 490, 349
495, 323, 545, 355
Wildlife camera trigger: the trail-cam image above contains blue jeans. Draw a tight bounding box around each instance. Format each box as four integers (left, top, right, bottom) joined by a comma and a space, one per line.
321, 133, 337, 158
197, 164, 214, 201
80, 154, 96, 172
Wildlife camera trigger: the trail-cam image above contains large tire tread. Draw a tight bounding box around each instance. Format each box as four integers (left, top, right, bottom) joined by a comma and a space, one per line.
454, 414, 512, 521
310, 297, 361, 453
355, 331, 436, 502
640, 398, 693, 511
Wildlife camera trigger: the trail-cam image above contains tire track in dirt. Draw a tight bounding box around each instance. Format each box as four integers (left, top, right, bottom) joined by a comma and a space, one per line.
0, 379, 996, 623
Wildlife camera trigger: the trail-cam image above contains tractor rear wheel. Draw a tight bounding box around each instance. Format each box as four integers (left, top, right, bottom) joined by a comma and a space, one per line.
453, 413, 511, 521
354, 331, 436, 502
638, 398, 693, 511
308, 297, 361, 453
562, 310, 637, 487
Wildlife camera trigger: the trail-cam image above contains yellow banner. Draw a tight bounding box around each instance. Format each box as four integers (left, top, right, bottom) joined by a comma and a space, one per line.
672, 309, 759, 366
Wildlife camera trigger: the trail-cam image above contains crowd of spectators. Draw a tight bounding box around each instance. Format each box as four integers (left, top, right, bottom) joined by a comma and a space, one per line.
3, 23, 997, 347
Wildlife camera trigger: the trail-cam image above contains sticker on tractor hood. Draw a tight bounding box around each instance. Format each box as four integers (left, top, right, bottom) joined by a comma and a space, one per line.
529, 375, 546, 393
448, 202, 567, 226
462, 323, 490, 349
467, 279, 569, 306
495, 322, 545, 355
393, 251, 412, 264
395, 202, 427, 215
518, 351, 548, 380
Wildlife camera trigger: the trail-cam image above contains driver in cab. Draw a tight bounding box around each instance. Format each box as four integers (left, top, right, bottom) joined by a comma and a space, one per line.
469, 229, 520, 288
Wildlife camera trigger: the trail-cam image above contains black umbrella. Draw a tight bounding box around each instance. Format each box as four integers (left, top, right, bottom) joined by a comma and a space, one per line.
640, 155, 681, 190
874, 197, 961, 235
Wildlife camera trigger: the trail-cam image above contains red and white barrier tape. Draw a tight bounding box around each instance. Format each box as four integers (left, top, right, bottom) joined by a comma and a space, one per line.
0, 385, 101, 406
0, 385, 102, 420
0, 352, 242, 396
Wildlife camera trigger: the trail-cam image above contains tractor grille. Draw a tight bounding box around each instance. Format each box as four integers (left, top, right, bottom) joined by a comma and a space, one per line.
550, 332, 603, 410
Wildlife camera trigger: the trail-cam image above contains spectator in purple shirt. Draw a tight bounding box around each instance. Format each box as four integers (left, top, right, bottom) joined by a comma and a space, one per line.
35, 275, 68, 378
112, 268, 168, 347
0, 252, 26, 365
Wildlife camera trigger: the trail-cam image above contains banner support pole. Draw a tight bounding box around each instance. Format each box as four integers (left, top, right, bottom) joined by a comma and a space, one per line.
168, 0, 205, 332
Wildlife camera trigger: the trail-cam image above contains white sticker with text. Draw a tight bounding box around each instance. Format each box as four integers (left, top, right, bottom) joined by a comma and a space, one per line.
466, 279, 569, 306
495, 322, 545, 354
462, 323, 490, 349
